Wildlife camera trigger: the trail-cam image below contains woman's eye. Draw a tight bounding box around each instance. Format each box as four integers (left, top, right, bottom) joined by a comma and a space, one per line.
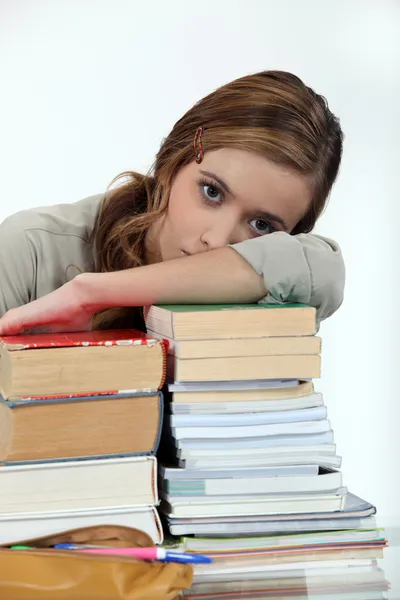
203, 184, 222, 203
249, 218, 275, 236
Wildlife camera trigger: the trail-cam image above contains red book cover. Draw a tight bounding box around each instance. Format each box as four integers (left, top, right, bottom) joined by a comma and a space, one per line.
0, 329, 168, 351
0, 330, 170, 400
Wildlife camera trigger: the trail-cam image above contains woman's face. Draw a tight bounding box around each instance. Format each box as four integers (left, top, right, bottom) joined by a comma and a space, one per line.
146, 148, 312, 263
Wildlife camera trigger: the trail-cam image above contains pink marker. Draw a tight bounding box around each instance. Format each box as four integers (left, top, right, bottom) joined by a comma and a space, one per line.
72, 546, 211, 564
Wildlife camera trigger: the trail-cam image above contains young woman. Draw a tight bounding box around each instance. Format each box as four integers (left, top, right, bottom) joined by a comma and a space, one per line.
0, 70, 344, 335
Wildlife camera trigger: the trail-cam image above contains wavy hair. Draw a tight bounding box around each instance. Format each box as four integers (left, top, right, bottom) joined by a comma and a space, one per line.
92, 70, 343, 329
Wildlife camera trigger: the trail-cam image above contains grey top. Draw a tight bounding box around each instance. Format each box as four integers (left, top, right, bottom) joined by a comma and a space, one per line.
0, 193, 345, 324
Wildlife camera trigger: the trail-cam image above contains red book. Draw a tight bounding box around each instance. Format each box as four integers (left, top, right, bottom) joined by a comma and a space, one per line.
0, 329, 154, 350
0, 329, 167, 400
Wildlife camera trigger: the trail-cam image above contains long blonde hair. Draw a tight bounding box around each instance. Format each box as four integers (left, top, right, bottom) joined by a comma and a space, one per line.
92, 70, 343, 329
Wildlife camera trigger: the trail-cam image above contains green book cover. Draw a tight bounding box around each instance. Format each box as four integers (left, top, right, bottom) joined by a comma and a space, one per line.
155, 303, 309, 313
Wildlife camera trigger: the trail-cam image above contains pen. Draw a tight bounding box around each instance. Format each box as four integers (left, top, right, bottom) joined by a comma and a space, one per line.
54, 545, 212, 564
54, 544, 104, 550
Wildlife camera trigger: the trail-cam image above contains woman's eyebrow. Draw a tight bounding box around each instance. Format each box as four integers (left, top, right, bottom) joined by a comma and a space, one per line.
257, 211, 289, 231
199, 170, 233, 195
199, 169, 289, 231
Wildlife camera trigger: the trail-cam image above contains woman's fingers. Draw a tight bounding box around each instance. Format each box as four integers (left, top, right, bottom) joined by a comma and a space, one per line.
0, 307, 31, 335
0, 280, 98, 336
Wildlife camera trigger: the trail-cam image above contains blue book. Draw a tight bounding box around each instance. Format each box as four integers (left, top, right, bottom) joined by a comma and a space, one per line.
0, 391, 163, 464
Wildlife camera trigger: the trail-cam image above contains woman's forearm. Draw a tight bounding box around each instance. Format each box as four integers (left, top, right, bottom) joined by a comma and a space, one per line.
78, 247, 267, 312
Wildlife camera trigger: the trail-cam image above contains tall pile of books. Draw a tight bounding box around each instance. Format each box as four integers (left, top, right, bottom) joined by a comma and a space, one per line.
0, 329, 167, 546
147, 303, 390, 599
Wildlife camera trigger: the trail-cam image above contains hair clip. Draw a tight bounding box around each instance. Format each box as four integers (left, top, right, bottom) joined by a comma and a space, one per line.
193, 126, 204, 163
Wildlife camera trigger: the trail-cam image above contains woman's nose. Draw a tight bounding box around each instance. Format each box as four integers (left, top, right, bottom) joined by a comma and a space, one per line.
200, 222, 242, 250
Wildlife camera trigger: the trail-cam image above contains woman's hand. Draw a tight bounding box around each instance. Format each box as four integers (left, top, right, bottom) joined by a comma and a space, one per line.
0, 277, 94, 335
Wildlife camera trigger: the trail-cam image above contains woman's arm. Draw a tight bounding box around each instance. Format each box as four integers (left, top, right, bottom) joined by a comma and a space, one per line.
81, 247, 267, 308
0, 232, 345, 334
84, 231, 344, 317
0, 248, 266, 334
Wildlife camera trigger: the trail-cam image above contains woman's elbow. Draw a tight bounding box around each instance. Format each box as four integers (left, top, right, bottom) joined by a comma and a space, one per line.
312, 254, 346, 322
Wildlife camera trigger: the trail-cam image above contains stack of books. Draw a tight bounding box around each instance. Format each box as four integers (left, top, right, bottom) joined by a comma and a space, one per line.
146, 303, 389, 599
0, 329, 167, 545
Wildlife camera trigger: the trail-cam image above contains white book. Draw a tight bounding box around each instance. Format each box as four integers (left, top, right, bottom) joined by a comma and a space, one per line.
167, 492, 373, 525
170, 405, 327, 427
179, 454, 341, 470
0, 456, 157, 514
168, 516, 377, 536
171, 393, 323, 414
193, 558, 384, 584
163, 469, 342, 497
172, 419, 331, 440
192, 562, 383, 585
161, 490, 347, 518
176, 430, 334, 450
188, 586, 386, 600
179, 527, 383, 552
0, 505, 163, 545
193, 559, 378, 580
177, 443, 337, 459
160, 464, 319, 480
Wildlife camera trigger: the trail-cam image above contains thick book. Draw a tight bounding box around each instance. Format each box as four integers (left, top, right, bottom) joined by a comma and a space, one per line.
0, 329, 167, 400
0, 455, 158, 514
0, 392, 162, 463
146, 303, 317, 339
148, 330, 321, 359
0, 505, 163, 545
169, 353, 321, 382
161, 468, 342, 497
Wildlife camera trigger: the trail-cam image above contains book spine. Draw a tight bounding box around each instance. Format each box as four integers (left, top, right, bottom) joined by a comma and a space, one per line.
159, 340, 169, 389
151, 456, 159, 505
152, 505, 164, 544
152, 392, 163, 454
5, 391, 161, 406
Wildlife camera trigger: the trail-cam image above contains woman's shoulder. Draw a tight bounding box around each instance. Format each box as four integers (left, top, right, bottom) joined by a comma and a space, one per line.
0, 194, 106, 315
0, 193, 105, 242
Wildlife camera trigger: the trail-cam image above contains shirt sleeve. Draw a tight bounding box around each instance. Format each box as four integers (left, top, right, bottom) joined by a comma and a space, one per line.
229, 232, 345, 324
0, 213, 35, 316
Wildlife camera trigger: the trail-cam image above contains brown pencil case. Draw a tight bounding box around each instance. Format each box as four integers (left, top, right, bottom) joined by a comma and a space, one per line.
0, 524, 193, 600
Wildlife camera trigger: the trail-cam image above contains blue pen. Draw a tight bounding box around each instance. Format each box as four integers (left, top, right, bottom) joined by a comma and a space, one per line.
157, 550, 212, 564
54, 544, 104, 550
53, 544, 212, 564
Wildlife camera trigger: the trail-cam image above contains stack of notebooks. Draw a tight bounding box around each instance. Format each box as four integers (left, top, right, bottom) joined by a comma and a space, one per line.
0, 329, 167, 545
146, 303, 390, 599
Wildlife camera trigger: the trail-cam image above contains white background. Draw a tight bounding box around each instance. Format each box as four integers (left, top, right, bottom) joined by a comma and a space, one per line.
1, 0, 399, 593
